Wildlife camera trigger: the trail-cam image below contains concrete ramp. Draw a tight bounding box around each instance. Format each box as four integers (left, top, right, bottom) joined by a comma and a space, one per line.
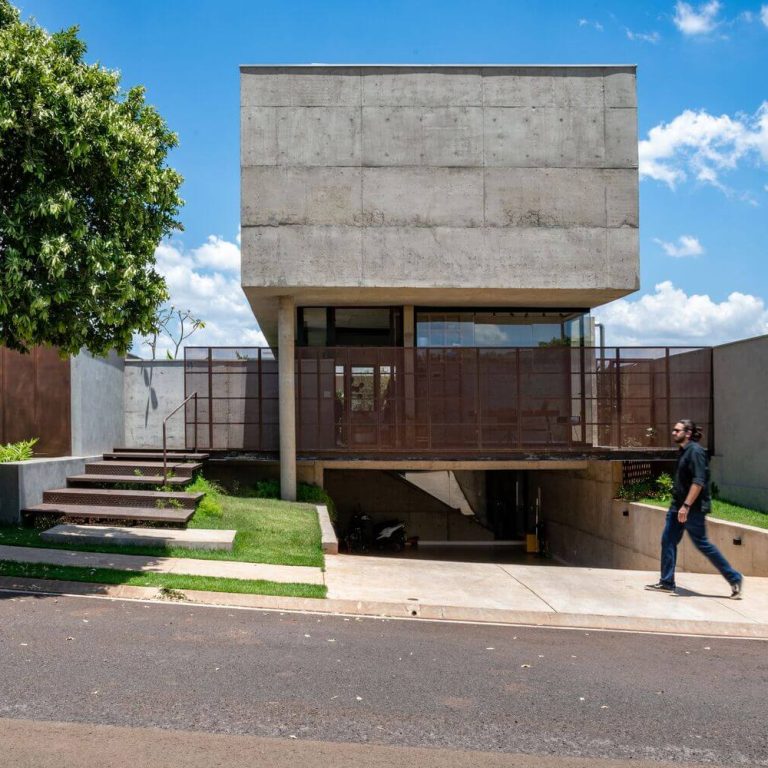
401, 471, 475, 516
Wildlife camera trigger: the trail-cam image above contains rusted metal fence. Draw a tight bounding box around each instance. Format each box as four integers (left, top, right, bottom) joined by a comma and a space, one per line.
0, 346, 71, 457
184, 346, 712, 455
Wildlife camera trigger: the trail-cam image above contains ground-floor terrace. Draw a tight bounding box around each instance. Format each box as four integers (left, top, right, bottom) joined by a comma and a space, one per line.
173, 342, 710, 555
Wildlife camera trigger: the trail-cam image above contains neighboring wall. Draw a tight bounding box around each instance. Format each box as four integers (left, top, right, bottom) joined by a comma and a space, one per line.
0, 346, 70, 457
712, 335, 768, 512
70, 350, 125, 455
124, 360, 186, 449
240, 66, 639, 341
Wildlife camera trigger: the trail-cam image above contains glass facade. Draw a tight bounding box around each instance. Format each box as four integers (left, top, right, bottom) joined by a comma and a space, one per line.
415, 310, 589, 348
298, 307, 402, 347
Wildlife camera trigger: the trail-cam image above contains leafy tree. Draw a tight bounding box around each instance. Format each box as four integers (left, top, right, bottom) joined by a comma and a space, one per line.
0, 1, 183, 356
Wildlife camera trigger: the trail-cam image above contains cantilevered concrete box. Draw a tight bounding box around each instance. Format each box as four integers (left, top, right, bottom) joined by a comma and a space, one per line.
240, 65, 638, 341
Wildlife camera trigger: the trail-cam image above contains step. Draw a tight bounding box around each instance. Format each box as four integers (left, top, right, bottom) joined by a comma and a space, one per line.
23, 504, 194, 525
43, 487, 203, 510
103, 451, 209, 462
40, 524, 235, 550
67, 474, 192, 487
85, 461, 202, 478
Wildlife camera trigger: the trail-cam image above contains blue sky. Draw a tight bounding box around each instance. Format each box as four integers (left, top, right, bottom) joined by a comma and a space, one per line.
15, 0, 768, 352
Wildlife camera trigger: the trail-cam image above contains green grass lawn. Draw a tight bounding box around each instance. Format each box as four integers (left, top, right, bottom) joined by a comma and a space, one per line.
0, 560, 326, 598
639, 497, 768, 530
0, 488, 324, 568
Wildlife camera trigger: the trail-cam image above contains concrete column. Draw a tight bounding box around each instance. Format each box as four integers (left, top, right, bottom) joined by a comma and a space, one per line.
403, 305, 416, 446
278, 296, 297, 501
403, 305, 415, 347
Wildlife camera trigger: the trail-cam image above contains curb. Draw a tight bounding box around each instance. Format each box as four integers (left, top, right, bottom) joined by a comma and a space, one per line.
316, 504, 338, 554
2, 575, 766, 638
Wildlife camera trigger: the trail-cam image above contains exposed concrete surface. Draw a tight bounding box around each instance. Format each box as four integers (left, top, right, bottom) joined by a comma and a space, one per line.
552, 500, 768, 578
712, 334, 768, 511
316, 504, 338, 554
0, 544, 323, 585
240, 66, 639, 341
123, 360, 186, 449
70, 350, 124, 456
40, 524, 237, 551
0, 455, 96, 525
0, 718, 714, 768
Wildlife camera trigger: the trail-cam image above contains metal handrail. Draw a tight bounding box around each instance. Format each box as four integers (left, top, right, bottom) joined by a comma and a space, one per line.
162, 392, 198, 483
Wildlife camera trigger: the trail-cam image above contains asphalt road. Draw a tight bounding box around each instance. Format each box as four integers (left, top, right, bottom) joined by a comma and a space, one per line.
1, 592, 766, 767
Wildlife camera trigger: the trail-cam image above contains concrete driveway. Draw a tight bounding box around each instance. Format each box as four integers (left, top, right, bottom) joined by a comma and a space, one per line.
324, 553, 768, 635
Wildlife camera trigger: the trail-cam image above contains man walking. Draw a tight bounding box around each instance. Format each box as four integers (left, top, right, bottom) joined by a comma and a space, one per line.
646, 419, 744, 598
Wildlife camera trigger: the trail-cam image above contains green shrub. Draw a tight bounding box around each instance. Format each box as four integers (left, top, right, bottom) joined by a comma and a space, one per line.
656, 472, 673, 497
0, 438, 38, 463
297, 484, 337, 524
187, 475, 223, 518
616, 473, 674, 502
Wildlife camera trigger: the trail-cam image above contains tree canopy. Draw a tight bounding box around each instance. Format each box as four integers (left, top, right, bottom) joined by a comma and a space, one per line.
0, 0, 183, 356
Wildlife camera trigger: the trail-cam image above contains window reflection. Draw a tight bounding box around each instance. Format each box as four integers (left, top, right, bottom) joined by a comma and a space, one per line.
416, 311, 586, 348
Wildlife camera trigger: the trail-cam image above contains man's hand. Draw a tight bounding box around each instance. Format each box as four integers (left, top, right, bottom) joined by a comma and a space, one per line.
677, 506, 689, 523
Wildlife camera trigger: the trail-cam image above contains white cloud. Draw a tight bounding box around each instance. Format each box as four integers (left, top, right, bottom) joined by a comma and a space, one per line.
761, 4, 768, 26
626, 28, 661, 43
639, 103, 768, 191
578, 18, 604, 31
133, 235, 267, 358
653, 235, 704, 257
191, 235, 241, 272
594, 281, 768, 346
673, 0, 722, 35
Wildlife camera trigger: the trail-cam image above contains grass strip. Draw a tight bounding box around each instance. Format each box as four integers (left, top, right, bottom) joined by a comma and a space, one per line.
0, 494, 324, 568
0, 560, 326, 599
639, 497, 768, 530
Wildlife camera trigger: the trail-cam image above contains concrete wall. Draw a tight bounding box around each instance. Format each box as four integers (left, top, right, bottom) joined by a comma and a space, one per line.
550, 500, 768, 577
70, 350, 125, 456
240, 66, 639, 340
123, 360, 186, 449
712, 335, 768, 511
0, 456, 96, 524
324, 469, 494, 541
531, 461, 624, 564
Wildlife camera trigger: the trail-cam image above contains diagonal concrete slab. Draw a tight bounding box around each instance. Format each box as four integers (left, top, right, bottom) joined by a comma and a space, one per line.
324, 555, 553, 612
500, 565, 756, 624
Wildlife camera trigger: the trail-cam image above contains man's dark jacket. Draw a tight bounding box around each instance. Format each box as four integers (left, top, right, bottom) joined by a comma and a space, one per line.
673, 441, 711, 514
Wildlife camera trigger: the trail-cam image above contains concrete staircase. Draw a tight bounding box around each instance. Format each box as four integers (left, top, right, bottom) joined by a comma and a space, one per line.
22, 448, 209, 528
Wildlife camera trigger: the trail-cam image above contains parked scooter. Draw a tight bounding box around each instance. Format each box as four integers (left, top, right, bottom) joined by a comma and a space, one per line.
345, 512, 406, 553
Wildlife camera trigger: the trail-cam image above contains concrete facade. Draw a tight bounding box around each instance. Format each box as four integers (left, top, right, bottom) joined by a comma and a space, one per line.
240, 65, 639, 342
123, 360, 186, 449
70, 350, 125, 456
711, 334, 768, 511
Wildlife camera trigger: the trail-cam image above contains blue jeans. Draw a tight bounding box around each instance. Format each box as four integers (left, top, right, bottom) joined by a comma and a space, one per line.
660, 506, 742, 587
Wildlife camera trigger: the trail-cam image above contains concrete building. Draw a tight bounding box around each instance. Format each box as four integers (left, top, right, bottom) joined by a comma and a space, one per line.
188, 65, 711, 543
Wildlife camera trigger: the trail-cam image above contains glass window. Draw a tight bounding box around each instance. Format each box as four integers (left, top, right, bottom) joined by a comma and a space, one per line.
416, 311, 587, 348
301, 308, 327, 346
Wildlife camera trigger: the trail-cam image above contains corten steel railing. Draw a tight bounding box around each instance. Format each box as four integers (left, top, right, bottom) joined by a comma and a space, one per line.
183, 346, 713, 455
162, 392, 197, 482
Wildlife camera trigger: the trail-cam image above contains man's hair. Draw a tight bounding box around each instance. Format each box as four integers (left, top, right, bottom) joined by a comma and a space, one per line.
677, 419, 703, 442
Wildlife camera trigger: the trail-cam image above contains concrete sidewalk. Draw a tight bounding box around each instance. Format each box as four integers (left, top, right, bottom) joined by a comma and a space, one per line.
2, 544, 768, 636
0, 544, 324, 585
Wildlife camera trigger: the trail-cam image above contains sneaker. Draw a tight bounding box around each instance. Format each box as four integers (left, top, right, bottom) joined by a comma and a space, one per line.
645, 581, 676, 593
730, 579, 744, 599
